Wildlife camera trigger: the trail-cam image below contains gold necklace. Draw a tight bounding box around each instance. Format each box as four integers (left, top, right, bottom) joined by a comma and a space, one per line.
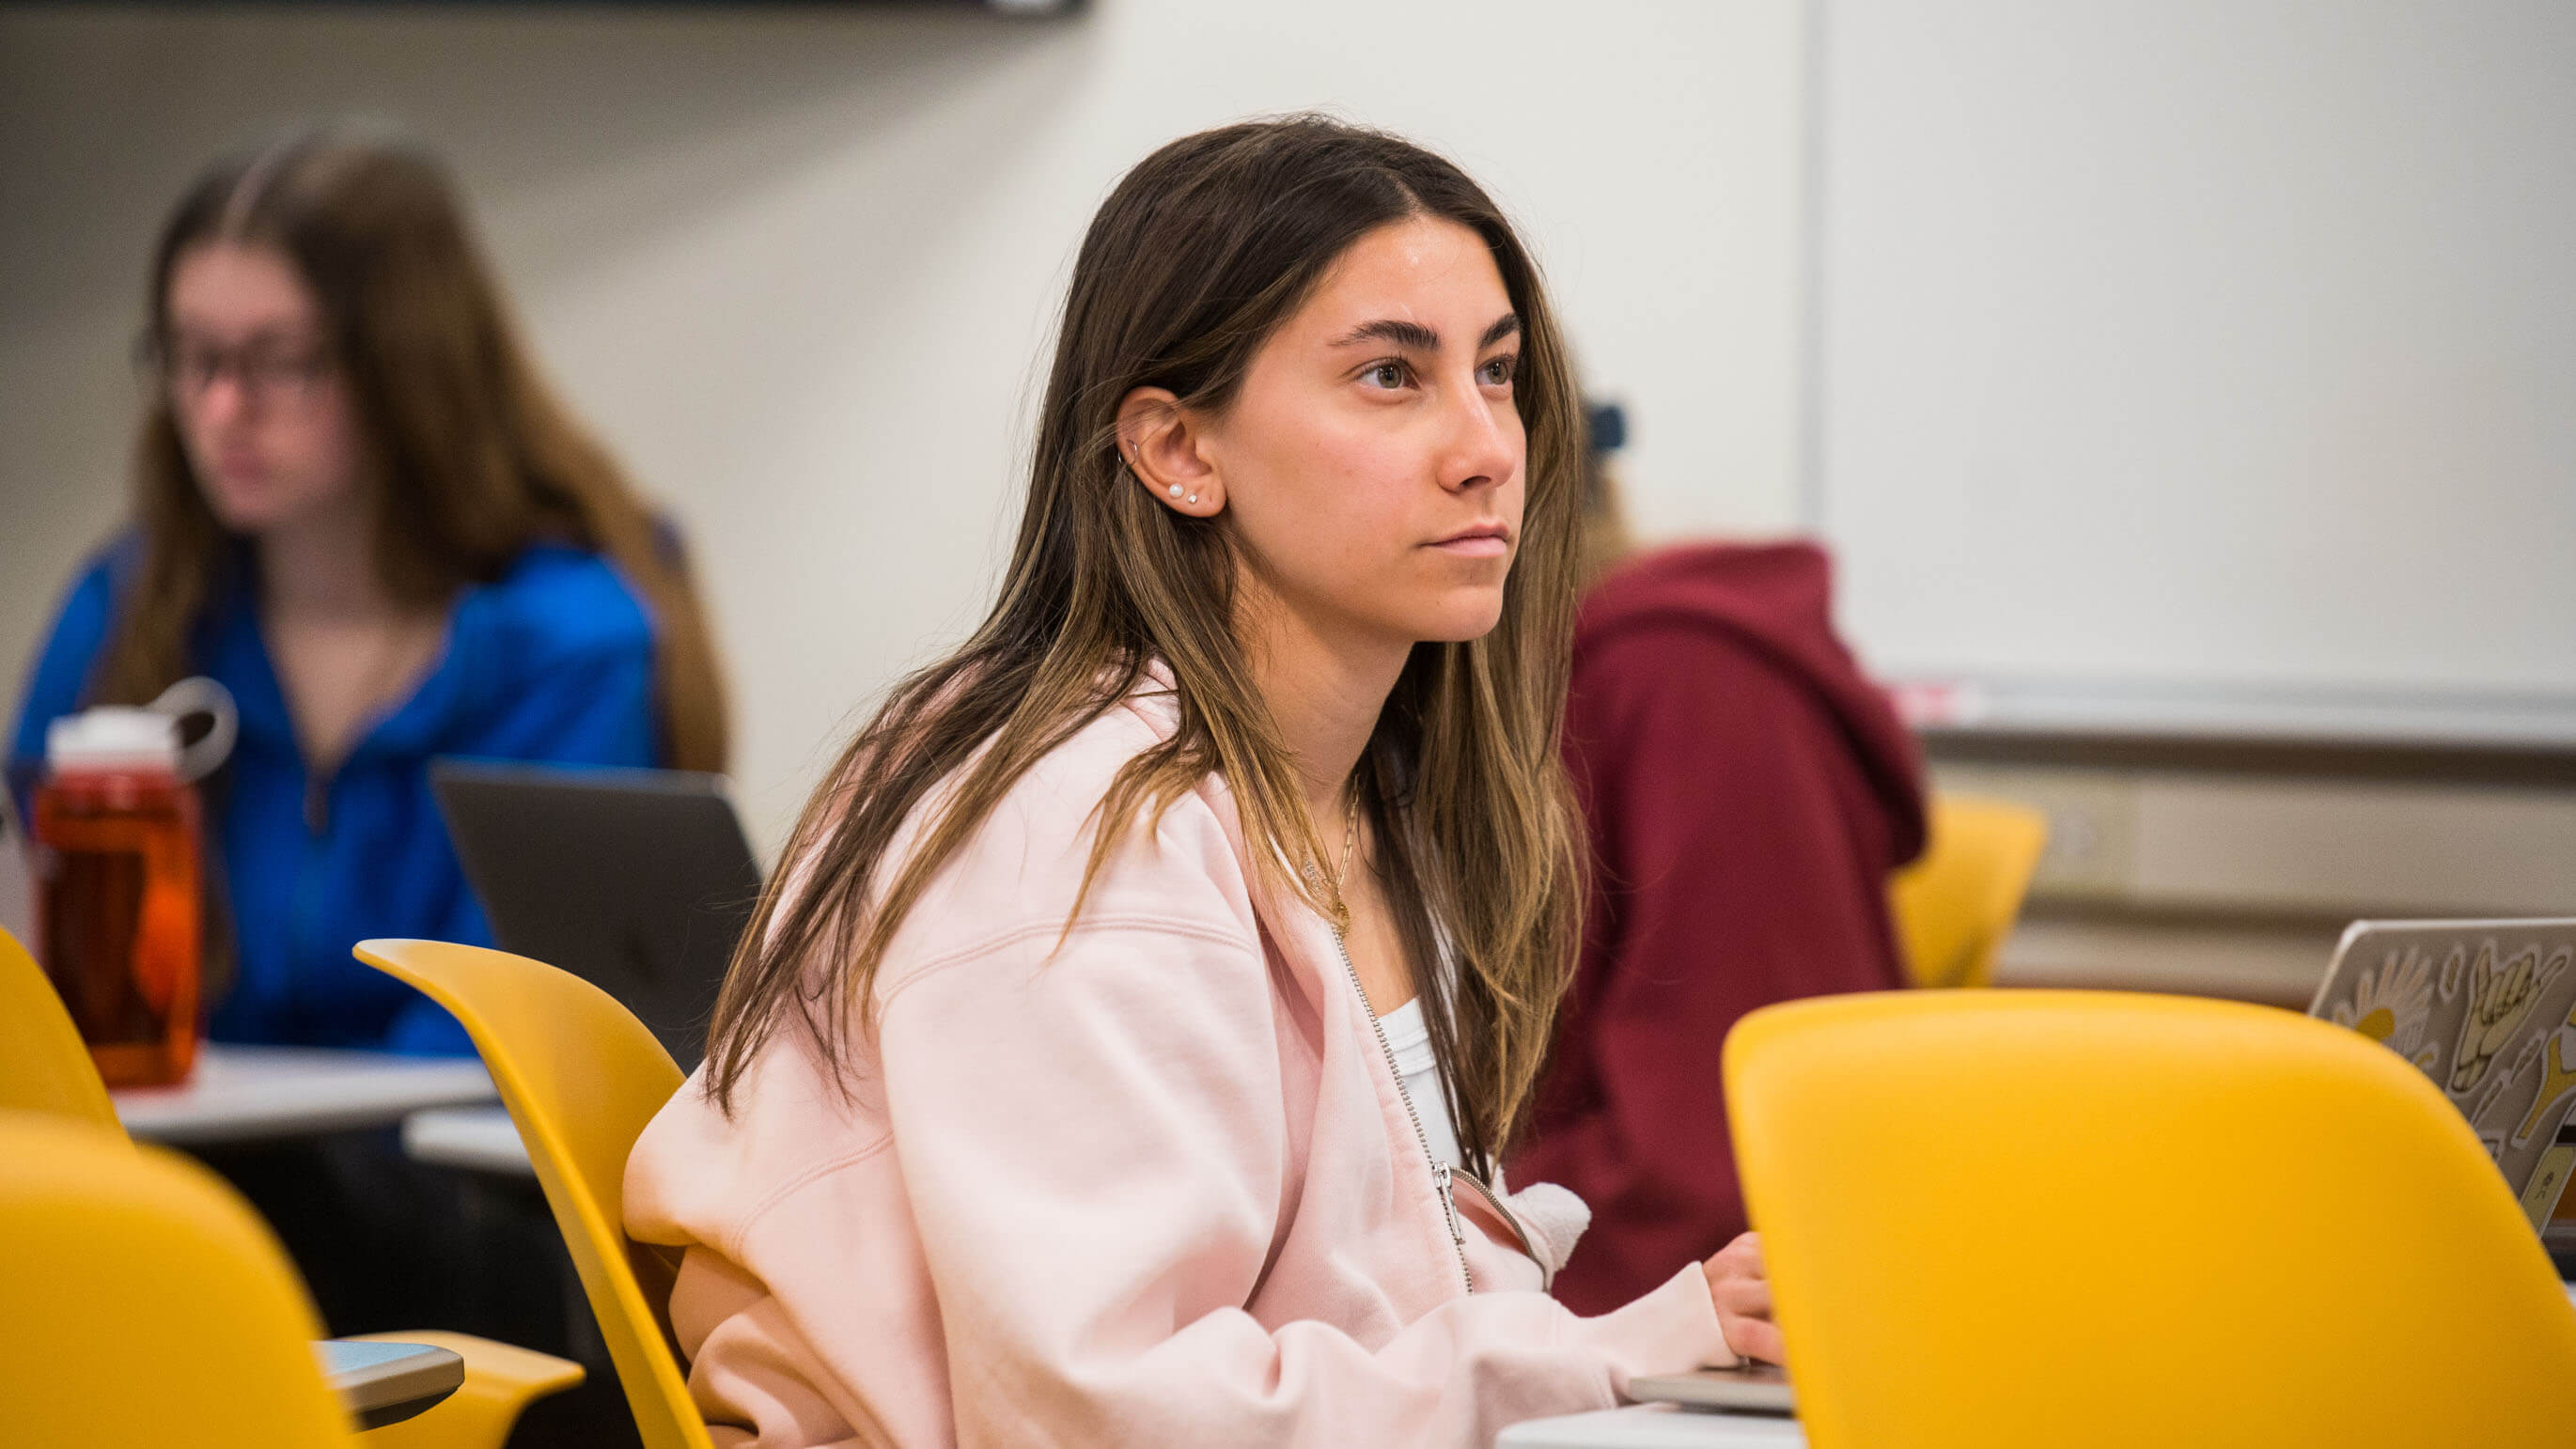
1301, 785, 1365, 929
1330, 787, 1361, 932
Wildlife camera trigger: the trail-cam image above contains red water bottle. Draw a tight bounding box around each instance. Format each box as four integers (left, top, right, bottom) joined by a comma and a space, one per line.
31, 697, 219, 1088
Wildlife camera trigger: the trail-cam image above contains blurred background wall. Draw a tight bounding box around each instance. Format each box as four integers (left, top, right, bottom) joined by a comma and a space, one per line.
0, 0, 1808, 852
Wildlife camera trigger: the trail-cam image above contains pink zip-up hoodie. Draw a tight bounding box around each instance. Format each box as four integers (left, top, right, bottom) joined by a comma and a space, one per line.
623, 679, 1736, 1446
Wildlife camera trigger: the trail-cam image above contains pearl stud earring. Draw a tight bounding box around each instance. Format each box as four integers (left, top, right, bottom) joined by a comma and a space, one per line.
1167, 484, 1182, 498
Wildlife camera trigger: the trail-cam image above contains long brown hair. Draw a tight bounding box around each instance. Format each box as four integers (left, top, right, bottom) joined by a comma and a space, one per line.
98, 124, 727, 772
703, 116, 1585, 1174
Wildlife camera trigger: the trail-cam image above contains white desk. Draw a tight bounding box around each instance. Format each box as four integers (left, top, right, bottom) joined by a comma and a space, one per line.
112, 1043, 496, 1146
1499, 1404, 1801, 1447
402, 1104, 535, 1176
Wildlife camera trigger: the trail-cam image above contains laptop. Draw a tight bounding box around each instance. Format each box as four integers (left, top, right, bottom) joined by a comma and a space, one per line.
1626, 1363, 1794, 1416
2308, 918, 2576, 1274
430, 760, 764, 1070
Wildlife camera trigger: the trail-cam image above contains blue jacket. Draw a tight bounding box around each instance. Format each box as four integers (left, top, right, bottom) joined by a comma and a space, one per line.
8, 539, 660, 1054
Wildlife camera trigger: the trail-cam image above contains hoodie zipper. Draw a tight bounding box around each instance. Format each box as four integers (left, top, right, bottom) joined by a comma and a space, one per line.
1443, 1161, 1557, 1292
1331, 925, 1475, 1297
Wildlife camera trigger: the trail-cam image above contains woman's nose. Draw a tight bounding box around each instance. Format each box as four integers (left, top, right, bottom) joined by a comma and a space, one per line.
1439, 382, 1517, 494
194, 373, 252, 428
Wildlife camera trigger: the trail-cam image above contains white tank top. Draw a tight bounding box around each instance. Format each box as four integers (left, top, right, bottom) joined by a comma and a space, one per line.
1375, 996, 1464, 1171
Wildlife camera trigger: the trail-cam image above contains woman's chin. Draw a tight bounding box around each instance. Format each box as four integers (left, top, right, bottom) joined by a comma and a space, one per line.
1403, 597, 1507, 645
198, 481, 336, 537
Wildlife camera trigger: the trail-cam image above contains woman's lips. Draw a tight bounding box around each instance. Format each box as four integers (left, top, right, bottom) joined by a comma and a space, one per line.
1428, 528, 1511, 557
211, 450, 265, 484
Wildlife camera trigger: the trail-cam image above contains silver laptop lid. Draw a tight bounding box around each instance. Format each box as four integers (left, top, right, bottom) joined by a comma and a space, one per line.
2310, 919, 2576, 1255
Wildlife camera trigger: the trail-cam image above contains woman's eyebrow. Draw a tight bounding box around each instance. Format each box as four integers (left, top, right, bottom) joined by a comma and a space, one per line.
1330, 318, 1442, 351
164, 320, 326, 349
1327, 312, 1522, 351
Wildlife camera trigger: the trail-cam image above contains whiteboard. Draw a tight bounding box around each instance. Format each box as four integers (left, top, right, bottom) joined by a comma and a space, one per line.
1811, 0, 2576, 745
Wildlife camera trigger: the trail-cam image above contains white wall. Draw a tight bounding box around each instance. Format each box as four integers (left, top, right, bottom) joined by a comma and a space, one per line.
0, 0, 1807, 851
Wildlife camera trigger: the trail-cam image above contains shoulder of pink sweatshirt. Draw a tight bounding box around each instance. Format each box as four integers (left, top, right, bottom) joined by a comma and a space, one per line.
623, 681, 1736, 1447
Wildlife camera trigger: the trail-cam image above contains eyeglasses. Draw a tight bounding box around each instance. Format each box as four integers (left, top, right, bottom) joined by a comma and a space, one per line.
138, 332, 338, 412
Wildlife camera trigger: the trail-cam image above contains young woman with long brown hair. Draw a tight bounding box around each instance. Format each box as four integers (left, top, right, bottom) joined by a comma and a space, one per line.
8, 126, 727, 1054
626, 116, 1772, 1445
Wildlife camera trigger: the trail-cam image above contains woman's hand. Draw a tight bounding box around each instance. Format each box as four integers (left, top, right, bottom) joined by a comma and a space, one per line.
1701, 1231, 1784, 1364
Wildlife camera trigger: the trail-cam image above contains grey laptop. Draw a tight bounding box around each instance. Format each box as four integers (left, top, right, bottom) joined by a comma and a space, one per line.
2309, 918, 2576, 1272
430, 760, 763, 1070
1626, 1362, 1794, 1415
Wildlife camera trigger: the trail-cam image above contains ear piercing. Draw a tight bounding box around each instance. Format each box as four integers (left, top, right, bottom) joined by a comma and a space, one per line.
1134, 447, 1199, 506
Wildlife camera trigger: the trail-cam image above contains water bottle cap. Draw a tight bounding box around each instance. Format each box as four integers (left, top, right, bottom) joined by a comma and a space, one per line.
47, 708, 181, 772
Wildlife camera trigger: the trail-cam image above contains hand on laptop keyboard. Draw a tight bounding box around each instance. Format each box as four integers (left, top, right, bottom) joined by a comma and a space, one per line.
1703, 1231, 1784, 1364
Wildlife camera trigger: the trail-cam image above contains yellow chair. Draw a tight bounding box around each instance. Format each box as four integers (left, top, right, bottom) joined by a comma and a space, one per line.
0, 926, 583, 1443
0, 1108, 358, 1447
354, 938, 712, 1449
1888, 793, 2048, 989
1724, 989, 2576, 1448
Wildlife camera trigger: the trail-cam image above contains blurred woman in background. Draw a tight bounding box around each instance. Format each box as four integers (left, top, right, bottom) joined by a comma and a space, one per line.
7, 129, 727, 1361
8, 124, 727, 1056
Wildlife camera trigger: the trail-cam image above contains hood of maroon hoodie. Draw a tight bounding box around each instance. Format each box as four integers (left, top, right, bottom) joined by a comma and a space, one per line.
1577, 539, 1928, 866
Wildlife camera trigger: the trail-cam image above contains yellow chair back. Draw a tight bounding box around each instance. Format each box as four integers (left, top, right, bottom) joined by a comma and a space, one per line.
0, 923, 121, 1128
353, 939, 710, 1449
0, 1108, 355, 1447
2, 932, 581, 1447
1725, 989, 2576, 1448
1888, 794, 2048, 989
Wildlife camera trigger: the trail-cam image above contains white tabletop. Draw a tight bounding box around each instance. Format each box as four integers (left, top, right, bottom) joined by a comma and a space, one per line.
112, 1043, 496, 1146
401, 1104, 535, 1176
1499, 1404, 1803, 1447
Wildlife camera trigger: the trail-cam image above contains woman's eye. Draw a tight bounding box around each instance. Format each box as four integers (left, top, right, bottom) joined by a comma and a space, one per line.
1479, 354, 1519, 386
1362, 360, 1411, 390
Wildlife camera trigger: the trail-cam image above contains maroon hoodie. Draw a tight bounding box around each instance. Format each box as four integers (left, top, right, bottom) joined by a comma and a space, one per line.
1513, 540, 1928, 1315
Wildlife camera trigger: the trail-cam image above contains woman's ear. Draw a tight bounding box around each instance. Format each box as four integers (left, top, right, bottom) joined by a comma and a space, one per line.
1116, 387, 1224, 518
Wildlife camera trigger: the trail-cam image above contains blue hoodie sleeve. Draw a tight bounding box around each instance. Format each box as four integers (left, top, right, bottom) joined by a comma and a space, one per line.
8, 558, 119, 812
458, 551, 662, 770
472, 634, 658, 769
